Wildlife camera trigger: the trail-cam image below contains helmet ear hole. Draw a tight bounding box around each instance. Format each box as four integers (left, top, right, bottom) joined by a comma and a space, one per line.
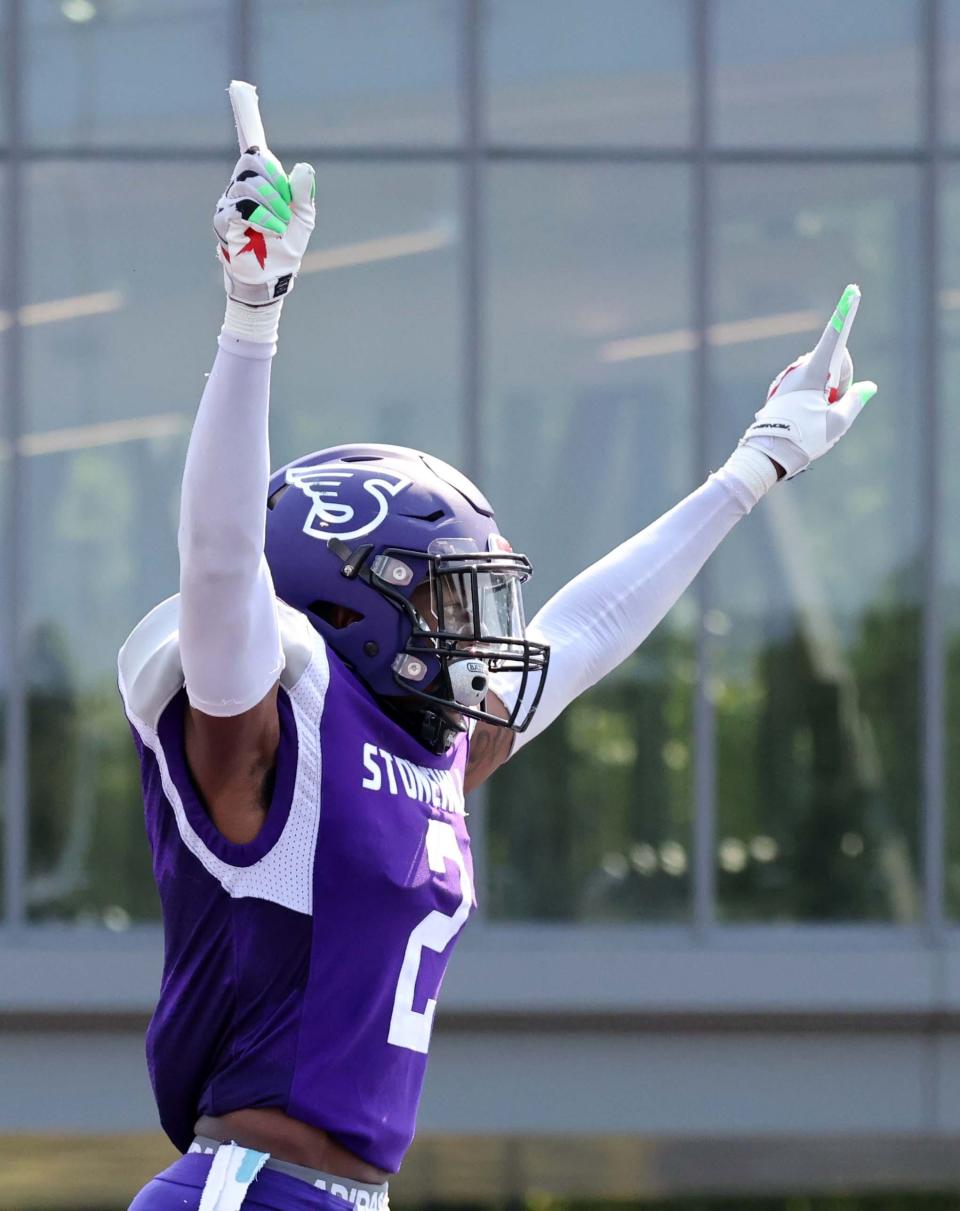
308, 600, 364, 629
267, 484, 291, 510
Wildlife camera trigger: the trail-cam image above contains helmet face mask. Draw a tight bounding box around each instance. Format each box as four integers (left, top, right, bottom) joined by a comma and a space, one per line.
264, 444, 549, 753
366, 541, 549, 731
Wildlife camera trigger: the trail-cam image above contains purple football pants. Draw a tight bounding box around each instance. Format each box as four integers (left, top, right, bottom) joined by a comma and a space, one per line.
128, 1152, 354, 1211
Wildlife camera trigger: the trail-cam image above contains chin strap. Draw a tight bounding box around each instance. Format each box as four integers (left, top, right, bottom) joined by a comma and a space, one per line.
380, 695, 464, 755
416, 708, 462, 755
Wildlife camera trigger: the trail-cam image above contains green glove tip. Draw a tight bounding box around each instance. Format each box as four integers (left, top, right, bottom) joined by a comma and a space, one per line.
830, 283, 860, 333
855, 382, 877, 407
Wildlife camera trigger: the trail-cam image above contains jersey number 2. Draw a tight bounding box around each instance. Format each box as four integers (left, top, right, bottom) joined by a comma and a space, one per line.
388, 818, 474, 1054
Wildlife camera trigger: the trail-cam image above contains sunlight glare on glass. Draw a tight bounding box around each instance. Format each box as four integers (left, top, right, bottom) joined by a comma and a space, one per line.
61, 0, 97, 22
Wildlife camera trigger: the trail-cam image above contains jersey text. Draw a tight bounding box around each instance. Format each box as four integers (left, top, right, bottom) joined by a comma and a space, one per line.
361, 743, 465, 815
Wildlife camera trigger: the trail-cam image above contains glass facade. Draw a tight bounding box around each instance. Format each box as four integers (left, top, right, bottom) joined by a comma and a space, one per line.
712, 0, 923, 147
943, 163, 960, 917
25, 0, 232, 148
0, 0, 953, 932
486, 0, 693, 145
254, 0, 463, 147
484, 161, 696, 921
710, 164, 924, 922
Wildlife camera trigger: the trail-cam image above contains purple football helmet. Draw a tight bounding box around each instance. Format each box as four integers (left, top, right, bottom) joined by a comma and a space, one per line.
265, 443, 548, 753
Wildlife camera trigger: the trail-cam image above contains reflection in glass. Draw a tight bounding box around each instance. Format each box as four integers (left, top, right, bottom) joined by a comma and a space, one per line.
25, 0, 231, 148
21, 162, 231, 922
271, 164, 461, 467
486, 0, 692, 146
711, 165, 922, 921
24, 439, 179, 924
483, 165, 695, 921
1, 185, 12, 919
254, 0, 461, 146
24, 160, 228, 435
713, 0, 921, 148
0, 368, 6, 918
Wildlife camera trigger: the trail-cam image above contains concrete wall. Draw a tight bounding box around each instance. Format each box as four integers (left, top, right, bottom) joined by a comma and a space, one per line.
7, 926, 960, 1203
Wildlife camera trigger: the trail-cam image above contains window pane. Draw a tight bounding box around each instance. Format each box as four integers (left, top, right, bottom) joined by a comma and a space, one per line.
486, 0, 692, 146
270, 164, 461, 466
2, 163, 15, 918
22, 161, 211, 922
22, 161, 226, 924
712, 165, 922, 922
23, 443, 171, 924
26, 0, 230, 149
941, 168, 960, 916
22, 159, 459, 922
712, 0, 922, 148
0, 320, 8, 919
942, 1, 960, 146
483, 165, 694, 922
23, 160, 229, 436
253, 0, 461, 147
0, 5, 9, 149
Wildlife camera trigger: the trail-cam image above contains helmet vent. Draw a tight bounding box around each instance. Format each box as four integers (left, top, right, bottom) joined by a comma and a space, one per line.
401, 510, 445, 523
267, 484, 291, 510
340, 455, 383, 463
308, 600, 364, 629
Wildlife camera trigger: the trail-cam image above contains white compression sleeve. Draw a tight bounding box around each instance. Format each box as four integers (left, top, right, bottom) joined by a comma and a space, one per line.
178, 331, 283, 716
493, 458, 774, 754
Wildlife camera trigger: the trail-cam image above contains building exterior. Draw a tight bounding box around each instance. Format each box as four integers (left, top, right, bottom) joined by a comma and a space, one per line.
5, 1, 960, 1204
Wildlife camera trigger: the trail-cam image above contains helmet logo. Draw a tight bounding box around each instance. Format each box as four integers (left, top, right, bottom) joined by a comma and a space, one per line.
286, 465, 412, 542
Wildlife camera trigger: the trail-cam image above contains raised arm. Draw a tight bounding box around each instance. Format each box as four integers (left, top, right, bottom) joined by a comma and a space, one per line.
179, 84, 315, 842
467, 286, 876, 787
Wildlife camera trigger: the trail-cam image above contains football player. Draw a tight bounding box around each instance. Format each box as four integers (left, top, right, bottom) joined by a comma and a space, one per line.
121, 95, 875, 1211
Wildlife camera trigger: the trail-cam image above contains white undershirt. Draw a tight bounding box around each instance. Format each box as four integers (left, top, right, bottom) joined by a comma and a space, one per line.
178, 333, 283, 717
490, 459, 772, 754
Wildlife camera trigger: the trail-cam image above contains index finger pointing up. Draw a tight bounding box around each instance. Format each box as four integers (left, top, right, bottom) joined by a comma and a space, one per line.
807, 283, 861, 392
229, 80, 268, 156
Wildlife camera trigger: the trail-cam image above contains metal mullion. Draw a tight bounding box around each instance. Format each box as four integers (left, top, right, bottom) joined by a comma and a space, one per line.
3, 0, 27, 928
12, 146, 468, 163
486, 146, 926, 165
462, 0, 489, 915
234, 0, 253, 81
10, 147, 959, 166
462, 0, 483, 481
921, 0, 945, 938
692, 0, 715, 937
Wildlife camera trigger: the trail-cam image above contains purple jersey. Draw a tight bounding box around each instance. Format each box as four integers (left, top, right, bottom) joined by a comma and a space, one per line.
118, 596, 475, 1172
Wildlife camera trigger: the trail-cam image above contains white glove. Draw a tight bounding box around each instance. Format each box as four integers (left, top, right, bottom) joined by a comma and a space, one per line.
214, 147, 315, 342
737, 284, 877, 483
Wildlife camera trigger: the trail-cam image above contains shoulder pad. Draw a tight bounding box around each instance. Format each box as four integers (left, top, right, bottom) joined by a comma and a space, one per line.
118, 594, 320, 731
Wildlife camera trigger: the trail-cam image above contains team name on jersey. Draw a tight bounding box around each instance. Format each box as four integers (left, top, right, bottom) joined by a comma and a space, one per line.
313, 1178, 389, 1211
361, 742, 465, 816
